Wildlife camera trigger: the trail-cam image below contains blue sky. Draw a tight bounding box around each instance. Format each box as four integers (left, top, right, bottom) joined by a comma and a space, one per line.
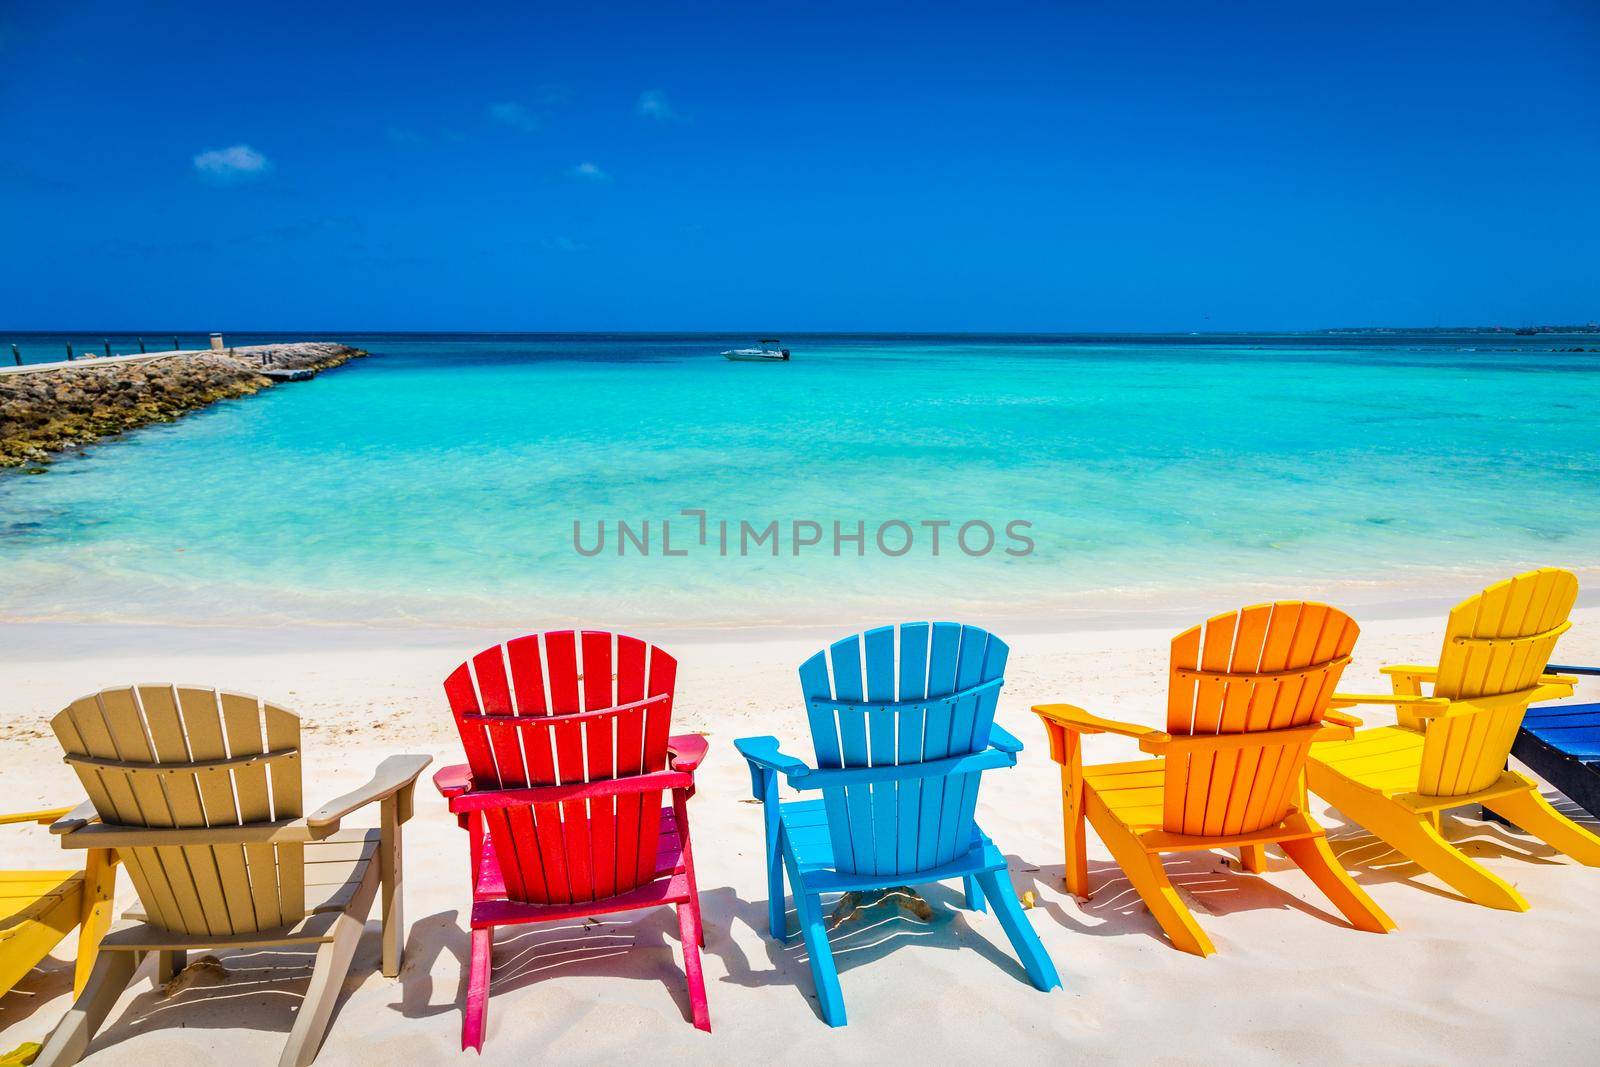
2, 1, 1596, 331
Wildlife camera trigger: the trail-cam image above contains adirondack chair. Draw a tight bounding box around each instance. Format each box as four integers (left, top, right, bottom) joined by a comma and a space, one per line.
734, 622, 1060, 1027
35, 685, 429, 1067
1, 809, 115, 999
1512, 663, 1600, 819
434, 631, 710, 1051
1032, 602, 1395, 957
1306, 568, 1600, 910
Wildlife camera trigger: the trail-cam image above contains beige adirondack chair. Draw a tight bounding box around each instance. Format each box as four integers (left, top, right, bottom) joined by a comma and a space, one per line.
36, 685, 429, 1067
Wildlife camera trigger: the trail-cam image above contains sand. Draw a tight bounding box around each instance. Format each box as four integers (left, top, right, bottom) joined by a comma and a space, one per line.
3, 608, 1599, 1064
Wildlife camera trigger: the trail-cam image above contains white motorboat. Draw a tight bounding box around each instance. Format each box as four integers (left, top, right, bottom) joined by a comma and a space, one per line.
722, 338, 790, 362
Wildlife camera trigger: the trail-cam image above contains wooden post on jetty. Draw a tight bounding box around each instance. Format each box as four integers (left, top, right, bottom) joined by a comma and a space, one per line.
10, 344, 20, 366
66, 342, 74, 361
103, 339, 112, 357
172, 336, 179, 350
138, 337, 146, 353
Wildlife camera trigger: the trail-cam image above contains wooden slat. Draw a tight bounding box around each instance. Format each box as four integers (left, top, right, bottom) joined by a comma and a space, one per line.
582, 631, 618, 900
895, 622, 930, 875
221, 692, 283, 931
178, 686, 257, 933
916, 623, 962, 869
863, 626, 898, 877
263, 702, 305, 924
613, 635, 648, 890
546, 631, 594, 901
830, 633, 874, 874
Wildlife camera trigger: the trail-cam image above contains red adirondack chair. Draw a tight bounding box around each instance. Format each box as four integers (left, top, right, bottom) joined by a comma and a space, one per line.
433, 631, 710, 1049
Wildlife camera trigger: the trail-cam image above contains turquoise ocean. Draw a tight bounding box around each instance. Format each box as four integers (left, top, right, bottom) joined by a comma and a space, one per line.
3, 332, 1599, 632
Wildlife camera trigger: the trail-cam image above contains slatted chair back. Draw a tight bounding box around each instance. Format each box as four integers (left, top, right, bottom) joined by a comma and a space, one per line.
51, 685, 305, 936
1417, 568, 1578, 797
444, 630, 677, 906
799, 622, 1008, 878
1163, 603, 1358, 837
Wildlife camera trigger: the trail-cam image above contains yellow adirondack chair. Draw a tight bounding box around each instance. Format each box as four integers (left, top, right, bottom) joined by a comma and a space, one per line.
1, 809, 115, 999
34, 685, 430, 1067
1033, 602, 1395, 956
1306, 568, 1600, 910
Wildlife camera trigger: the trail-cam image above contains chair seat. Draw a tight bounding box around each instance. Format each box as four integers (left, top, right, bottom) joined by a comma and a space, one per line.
777, 799, 1000, 892
1307, 725, 1428, 795
0, 871, 84, 943
1083, 759, 1166, 831
1521, 702, 1600, 762
470, 807, 690, 928
108, 830, 378, 950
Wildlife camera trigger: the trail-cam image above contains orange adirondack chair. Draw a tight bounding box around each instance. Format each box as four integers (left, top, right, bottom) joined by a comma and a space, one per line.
1033, 602, 1395, 956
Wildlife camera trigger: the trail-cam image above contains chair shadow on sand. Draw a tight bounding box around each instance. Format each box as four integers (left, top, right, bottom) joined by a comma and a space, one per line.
1313, 787, 1599, 904
0, 958, 74, 1034
709, 882, 1036, 1023
398, 905, 705, 1030
1007, 848, 1364, 947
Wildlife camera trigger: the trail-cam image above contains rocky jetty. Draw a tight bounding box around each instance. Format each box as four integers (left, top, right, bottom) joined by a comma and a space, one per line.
0, 342, 365, 468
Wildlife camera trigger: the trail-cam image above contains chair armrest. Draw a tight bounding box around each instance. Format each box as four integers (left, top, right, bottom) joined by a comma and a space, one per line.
1323, 709, 1364, 729
988, 724, 1025, 754
309, 753, 432, 830
1, 804, 77, 827
733, 736, 812, 780
49, 800, 99, 835
1328, 692, 1450, 712
433, 763, 473, 799
1032, 703, 1169, 742
1379, 664, 1438, 678
667, 733, 709, 773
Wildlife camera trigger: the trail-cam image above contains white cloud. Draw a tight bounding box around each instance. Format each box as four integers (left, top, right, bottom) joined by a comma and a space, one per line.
636, 89, 681, 121
570, 161, 610, 182
192, 144, 269, 180
489, 102, 539, 133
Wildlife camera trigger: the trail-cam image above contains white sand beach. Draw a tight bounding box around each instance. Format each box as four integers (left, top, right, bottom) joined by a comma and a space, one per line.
3, 608, 1599, 1064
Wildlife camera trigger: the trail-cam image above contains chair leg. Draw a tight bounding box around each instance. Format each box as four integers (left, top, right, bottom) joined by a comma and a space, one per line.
675, 903, 711, 1032
673, 789, 706, 948
1317, 779, 1529, 911
379, 794, 404, 978
783, 851, 845, 1027
1238, 844, 1267, 873
973, 868, 1060, 991
1484, 787, 1600, 866
280, 901, 371, 1067
1278, 830, 1396, 934
73, 849, 116, 998
1088, 797, 1216, 956
1062, 763, 1089, 897
36, 949, 139, 1067
463, 928, 492, 1053
153, 950, 186, 987
963, 874, 987, 913
765, 813, 788, 941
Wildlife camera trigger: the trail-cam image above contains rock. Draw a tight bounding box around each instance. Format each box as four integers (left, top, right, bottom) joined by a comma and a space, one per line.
0, 343, 366, 467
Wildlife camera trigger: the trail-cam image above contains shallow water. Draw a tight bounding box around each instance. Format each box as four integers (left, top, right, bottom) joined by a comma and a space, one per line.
3, 332, 1598, 629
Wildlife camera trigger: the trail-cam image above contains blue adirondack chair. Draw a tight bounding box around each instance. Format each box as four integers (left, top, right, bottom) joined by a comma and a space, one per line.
1512, 663, 1600, 819
733, 622, 1060, 1026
